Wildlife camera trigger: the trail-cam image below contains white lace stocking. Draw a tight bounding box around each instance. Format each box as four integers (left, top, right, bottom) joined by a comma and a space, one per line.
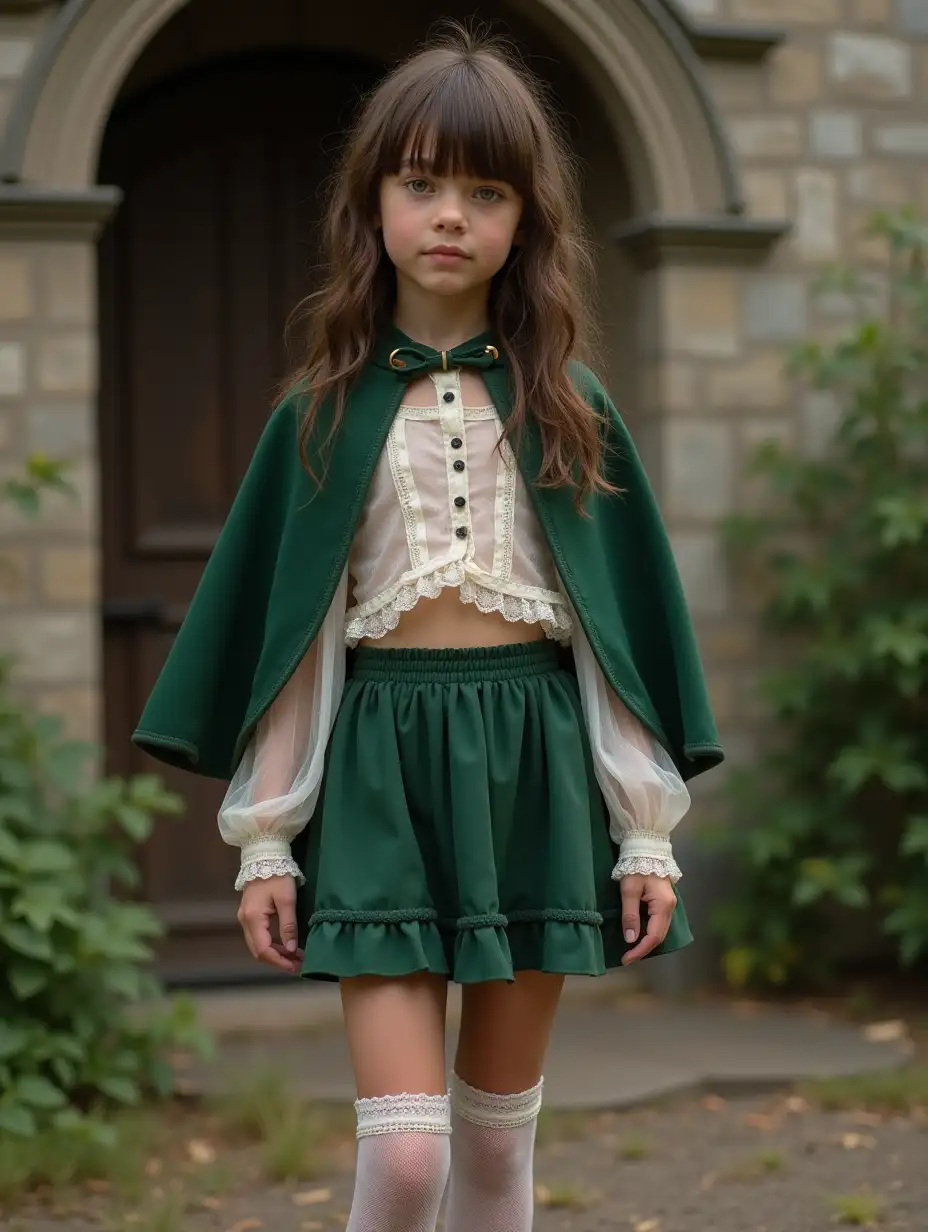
443, 1072, 543, 1232
346, 1092, 451, 1232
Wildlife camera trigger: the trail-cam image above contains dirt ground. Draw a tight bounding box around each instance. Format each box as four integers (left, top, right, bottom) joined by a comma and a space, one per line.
2, 1084, 926, 1232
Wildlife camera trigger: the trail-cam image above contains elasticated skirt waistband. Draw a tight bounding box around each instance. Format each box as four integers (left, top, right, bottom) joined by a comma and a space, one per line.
348, 640, 561, 684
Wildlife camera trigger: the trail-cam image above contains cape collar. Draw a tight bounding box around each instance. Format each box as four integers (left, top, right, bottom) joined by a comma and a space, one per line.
370, 322, 506, 380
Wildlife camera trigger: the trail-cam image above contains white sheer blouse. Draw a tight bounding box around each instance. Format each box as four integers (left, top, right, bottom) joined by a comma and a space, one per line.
219, 369, 691, 891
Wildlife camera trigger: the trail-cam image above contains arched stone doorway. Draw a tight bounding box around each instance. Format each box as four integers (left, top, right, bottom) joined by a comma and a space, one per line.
95, 0, 642, 980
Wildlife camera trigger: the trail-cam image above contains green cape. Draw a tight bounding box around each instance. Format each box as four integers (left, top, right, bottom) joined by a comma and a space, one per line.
133, 325, 723, 781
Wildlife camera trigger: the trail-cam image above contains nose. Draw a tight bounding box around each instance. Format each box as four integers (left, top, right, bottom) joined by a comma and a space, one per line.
432, 187, 467, 231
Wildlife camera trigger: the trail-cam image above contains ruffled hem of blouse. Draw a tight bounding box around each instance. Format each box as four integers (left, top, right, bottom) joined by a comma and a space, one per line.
345, 561, 573, 646
611, 855, 683, 884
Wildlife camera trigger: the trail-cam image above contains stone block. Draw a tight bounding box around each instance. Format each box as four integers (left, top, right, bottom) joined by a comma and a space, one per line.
707, 352, 788, 412
705, 670, 737, 724
34, 685, 100, 743
795, 169, 840, 261
730, 117, 804, 160
739, 419, 797, 512
810, 111, 863, 160
0, 611, 98, 684
26, 404, 92, 458
853, 0, 892, 21
742, 170, 789, 221
874, 123, 928, 155
800, 390, 842, 458
828, 33, 912, 99
39, 546, 98, 605
706, 63, 764, 109
846, 163, 914, 205
0, 460, 96, 537
664, 421, 735, 520
37, 335, 95, 395
730, 0, 840, 20
668, 532, 730, 618
0, 37, 31, 79
815, 270, 888, 319
896, 0, 928, 35
0, 251, 32, 320
699, 622, 758, 665
664, 268, 741, 359
40, 245, 95, 325
744, 277, 809, 342
769, 47, 825, 106
0, 547, 32, 606
0, 341, 25, 398
640, 361, 701, 415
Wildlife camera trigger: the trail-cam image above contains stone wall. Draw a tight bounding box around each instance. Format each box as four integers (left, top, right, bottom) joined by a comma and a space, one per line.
0, 7, 102, 741
666, 0, 928, 774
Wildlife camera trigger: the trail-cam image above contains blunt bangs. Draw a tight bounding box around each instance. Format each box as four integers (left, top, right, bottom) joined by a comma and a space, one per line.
375, 61, 536, 198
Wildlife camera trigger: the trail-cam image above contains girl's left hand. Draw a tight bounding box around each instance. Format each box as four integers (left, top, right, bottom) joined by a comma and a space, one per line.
619, 873, 677, 965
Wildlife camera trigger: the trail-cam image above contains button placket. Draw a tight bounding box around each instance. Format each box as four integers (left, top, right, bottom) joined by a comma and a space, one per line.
435, 369, 471, 553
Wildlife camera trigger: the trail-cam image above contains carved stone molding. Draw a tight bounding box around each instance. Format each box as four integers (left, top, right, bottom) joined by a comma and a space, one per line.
614, 214, 790, 269
0, 182, 120, 237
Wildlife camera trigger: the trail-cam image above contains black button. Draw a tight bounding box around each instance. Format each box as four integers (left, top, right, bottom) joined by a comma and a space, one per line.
454, 496, 466, 508
453, 459, 465, 472
450, 436, 463, 449
443, 391, 455, 403
455, 526, 468, 540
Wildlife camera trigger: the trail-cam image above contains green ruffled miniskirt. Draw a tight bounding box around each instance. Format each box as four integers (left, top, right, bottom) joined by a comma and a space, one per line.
293, 641, 692, 983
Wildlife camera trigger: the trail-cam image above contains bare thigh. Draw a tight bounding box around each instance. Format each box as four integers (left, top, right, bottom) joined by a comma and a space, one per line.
340, 973, 449, 1098
454, 972, 565, 1093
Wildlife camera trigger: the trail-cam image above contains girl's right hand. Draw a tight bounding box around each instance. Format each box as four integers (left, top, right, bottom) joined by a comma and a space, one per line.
237, 874, 303, 974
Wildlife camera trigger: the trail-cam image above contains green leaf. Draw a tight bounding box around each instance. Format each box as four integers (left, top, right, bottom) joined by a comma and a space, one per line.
0, 1023, 28, 1060
96, 1075, 141, 1106
9, 962, 49, 999
0, 1102, 37, 1136
17, 840, 74, 876
901, 816, 928, 857
0, 920, 54, 960
16, 1075, 66, 1110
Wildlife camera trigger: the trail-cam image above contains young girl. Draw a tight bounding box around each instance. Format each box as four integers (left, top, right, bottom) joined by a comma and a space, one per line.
134, 24, 722, 1232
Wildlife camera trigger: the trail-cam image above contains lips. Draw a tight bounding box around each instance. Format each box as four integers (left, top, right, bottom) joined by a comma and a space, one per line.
425, 246, 469, 258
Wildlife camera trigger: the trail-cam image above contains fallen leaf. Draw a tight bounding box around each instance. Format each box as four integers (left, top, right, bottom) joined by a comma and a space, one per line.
226, 1221, 263, 1232
200, 1197, 225, 1211
635, 1221, 661, 1231
784, 1096, 808, 1114
698, 1172, 718, 1192
301, 1224, 324, 1231
187, 1138, 217, 1165
534, 1184, 552, 1205
840, 1133, 876, 1150
702, 1094, 726, 1112
144, 1157, 163, 1178
743, 1113, 778, 1131
85, 1179, 110, 1194
293, 1188, 332, 1206
848, 1110, 884, 1127
862, 1019, 907, 1043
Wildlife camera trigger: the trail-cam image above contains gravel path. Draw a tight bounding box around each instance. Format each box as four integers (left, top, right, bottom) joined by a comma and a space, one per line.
4, 1088, 925, 1232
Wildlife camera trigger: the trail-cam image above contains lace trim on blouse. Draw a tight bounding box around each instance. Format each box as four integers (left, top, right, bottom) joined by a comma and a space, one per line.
344, 559, 573, 647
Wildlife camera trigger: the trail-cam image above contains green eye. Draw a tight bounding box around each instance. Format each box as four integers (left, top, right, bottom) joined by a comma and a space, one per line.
406, 179, 430, 194
476, 187, 503, 203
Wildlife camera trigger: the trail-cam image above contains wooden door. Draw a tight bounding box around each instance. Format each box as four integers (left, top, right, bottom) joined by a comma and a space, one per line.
99, 52, 379, 983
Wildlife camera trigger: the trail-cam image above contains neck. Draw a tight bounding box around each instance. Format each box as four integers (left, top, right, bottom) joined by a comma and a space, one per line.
392, 276, 491, 351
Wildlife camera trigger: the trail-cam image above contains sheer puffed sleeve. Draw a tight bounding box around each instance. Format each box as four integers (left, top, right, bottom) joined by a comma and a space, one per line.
570, 610, 691, 884
218, 568, 348, 891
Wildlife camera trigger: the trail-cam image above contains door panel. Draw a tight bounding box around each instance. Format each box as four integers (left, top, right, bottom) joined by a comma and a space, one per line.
99, 53, 380, 982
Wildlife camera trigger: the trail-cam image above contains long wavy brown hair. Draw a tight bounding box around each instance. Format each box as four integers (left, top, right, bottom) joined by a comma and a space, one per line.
289, 21, 615, 501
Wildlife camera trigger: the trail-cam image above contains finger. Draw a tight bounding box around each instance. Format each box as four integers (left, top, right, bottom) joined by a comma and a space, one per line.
257, 944, 302, 974
620, 876, 645, 944
275, 888, 300, 955
237, 909, 258, 959
621, 905, 671, 965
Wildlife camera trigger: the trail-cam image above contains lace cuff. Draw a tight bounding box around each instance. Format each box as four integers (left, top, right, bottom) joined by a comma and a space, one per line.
612, 832, 682, 884
355, 1092, 451, 1137
234, 838, 306, 892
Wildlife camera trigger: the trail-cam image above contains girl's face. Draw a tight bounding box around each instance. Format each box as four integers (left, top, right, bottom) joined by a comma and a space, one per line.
378, 157, 523, 303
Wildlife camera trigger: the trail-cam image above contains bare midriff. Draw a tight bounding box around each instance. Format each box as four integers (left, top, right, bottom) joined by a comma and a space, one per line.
358, 586, 547, 650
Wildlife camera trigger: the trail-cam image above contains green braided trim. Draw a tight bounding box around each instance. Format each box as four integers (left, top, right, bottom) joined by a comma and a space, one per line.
308, 907, 605, 929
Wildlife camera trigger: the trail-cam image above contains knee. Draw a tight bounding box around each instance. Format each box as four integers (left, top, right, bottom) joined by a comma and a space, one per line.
454, 1120, 534, 1186
380, 1132, 451, 1211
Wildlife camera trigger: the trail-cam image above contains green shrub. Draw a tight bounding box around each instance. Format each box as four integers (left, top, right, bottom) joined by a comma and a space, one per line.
0, 456, 210, 1137
711, 210, 928, 989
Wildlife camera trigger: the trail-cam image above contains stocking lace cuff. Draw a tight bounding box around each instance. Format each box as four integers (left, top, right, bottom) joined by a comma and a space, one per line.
355, 1092, 452, 1138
